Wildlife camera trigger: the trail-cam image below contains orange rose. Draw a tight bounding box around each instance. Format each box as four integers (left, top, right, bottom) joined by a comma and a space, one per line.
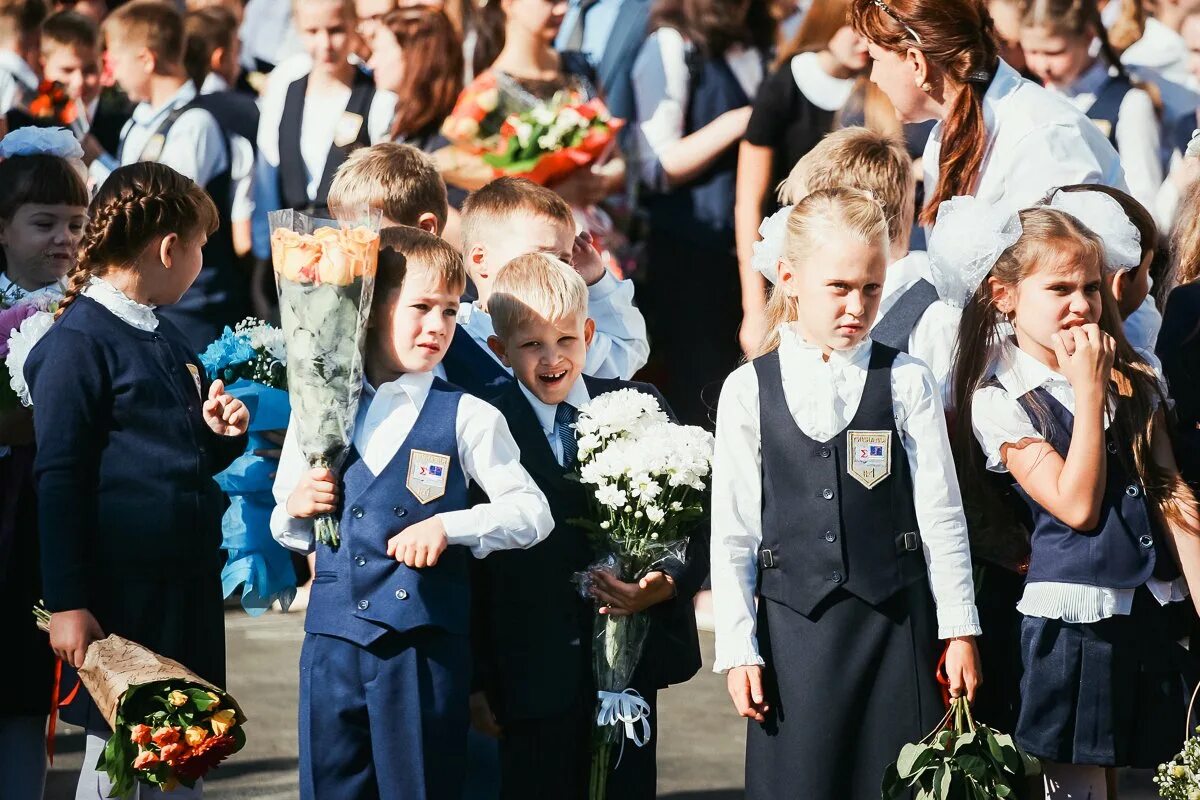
316, 245, 355, 286
160, 742, 188, 764
151, 726, 181, 747
340, 226, 380, 280
129, 724, 152, 745
133, 749, 160, 770
274, 233, 322, 283
210, 709, 237, 736
184, 725, 208, 747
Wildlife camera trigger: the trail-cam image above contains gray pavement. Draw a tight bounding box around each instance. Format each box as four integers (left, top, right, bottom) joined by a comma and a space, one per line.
45, 608, 1161, 799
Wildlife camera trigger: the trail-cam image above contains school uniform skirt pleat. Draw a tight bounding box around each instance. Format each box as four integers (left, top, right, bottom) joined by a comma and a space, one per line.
746, 581, 944, 800
1015, 587, 1195, 768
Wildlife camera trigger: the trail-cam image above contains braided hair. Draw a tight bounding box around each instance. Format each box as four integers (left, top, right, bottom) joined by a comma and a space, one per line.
58, 162, 219, 317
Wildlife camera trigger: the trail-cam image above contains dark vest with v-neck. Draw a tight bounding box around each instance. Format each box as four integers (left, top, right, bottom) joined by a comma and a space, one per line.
441, 323, 512, 398
304, 379, 472, 646
871, 278, 938, 353
754, 343, 925, 616
1008, 386, 1176, 588
1085, 74, 1133, 147
278, 68, 376, 213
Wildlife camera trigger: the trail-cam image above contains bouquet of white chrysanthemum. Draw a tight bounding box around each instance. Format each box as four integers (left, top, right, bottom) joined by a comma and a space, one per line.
571, 388, 713, 800
1155, 689, 1200, 799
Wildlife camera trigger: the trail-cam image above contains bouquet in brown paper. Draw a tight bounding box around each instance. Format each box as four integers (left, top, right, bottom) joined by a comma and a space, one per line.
34, 605, 246, 795
269, 206, 382, 547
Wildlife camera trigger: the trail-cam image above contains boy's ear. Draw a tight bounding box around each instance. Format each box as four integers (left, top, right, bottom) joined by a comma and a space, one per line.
486, 334, 511, 367
583, 317, 596, 348
159, 232, 178, 269
210, 46, 226, 73
416, 212, 440, 236
1110, 268, 1130, 304
468, 244, 486, 269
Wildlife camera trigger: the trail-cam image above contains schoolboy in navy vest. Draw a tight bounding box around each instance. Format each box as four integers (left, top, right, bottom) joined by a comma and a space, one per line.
270, 227, 553, 800
473, 254, 704, 799
780, 127, 961, 397
96, 0, 250, 352
441, 177, 649, 397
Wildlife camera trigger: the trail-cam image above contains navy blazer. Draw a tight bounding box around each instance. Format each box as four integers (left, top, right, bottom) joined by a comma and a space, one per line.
472, 375, 705, 723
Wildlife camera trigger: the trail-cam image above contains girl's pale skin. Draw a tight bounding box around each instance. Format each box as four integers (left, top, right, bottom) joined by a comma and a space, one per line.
725, 230, 982, 723
0, 203, 88, 292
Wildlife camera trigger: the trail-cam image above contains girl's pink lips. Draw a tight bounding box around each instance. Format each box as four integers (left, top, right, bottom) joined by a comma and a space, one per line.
417, 341, 441, 352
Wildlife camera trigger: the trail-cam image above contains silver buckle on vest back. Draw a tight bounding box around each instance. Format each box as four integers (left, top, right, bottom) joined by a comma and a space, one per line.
759, 549, 777, 569
900, 532, 920, 552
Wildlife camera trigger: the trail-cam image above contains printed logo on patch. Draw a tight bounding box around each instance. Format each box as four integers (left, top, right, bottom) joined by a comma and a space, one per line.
406, 449, 452, 504
141, 134, 166, 162
186, 363, 203, 398
846, 430, 891, 489
1090, 119, 1112, 140
334, 112, 365, 147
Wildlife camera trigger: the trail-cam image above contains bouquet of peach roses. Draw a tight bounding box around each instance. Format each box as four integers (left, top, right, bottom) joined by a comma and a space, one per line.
269, 207, 381, 547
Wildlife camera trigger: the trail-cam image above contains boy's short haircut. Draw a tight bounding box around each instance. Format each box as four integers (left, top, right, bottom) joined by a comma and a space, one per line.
41, 9, 97, 54
489, 253, 589, 340
0, 0, 46, 42
460, 176, 575, 248
781, 127, 915, 245
291, 0, 356, 23
103, 0, 184, 65
328, 143, 449, 232
183, 6, 237, 86
375, 225, 466, 307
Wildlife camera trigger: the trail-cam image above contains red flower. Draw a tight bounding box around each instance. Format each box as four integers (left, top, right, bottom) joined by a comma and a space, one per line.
151, 727, 181, 747
129, 724, 152, 745
132, 749, 160, 770
159, 742, 189, 764
171, 733, 238, 782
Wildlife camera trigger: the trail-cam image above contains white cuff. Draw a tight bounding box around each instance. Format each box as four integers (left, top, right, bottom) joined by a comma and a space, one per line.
713, 640, 766, 674
269, 504, 315, 554
936, 603, 982, 640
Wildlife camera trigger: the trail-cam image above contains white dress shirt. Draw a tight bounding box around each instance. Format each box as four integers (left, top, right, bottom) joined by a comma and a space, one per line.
631, 28, 764, 188
270, 371, 553, 557
1045, 61, 1162, 212
89, 81, 229, 190
923, 59, 1128, 223
710, 327, 981, 673
0, 51, 39, 114
435, 271, 650, 381
1125, 292, 1164, 378
873, 251, 962, 401
518, 378, 592, 466
970, 339, 1186, 623
198, 73, 256, 224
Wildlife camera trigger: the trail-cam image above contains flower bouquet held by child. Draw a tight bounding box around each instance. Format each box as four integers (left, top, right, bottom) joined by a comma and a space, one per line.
201, 318, 297, 614
571, 388, 714, 800
34, 605, 248, 796
269, 207, 381, 548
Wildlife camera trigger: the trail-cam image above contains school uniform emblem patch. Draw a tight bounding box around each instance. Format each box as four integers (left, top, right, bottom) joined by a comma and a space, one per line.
186, 363, 203, 398
846, 430, 891, 489
406, 450, 451, 504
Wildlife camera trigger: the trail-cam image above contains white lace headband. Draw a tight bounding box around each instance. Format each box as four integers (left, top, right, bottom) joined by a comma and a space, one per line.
927, 195, 1022, 308
1045, 189, 1141, 273
0, 126, 84, 161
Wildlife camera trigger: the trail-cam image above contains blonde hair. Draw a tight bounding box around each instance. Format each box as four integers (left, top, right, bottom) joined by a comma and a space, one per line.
103, 0, 184, 64
328, 143, 449, 232
1167, 178, 1200, 294
756, 187, 890, 356
489, 253, 589, 340
780, 127, 914, 245
460, 177, 575, 251
374, 226, 465, 307
291, 0, 355, 24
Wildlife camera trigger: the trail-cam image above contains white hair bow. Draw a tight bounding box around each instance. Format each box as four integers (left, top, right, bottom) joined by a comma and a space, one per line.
1046, 188, 1141, 273
751, 205, 794, 285
0, 126, 84, 161
927, 195, 1023, 308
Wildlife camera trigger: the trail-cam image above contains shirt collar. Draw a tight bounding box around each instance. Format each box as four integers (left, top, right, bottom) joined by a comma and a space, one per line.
778, 324, 873, 369
0, 52, 39, 92
880, 250, 929, 302
364, 369, 435, 409
992, 338, 1064, 398
201, 73, 229, 94
980, 59, 1023, 139
791, 52, 856, 112
82, 277, 159, 331
518, 375, 592, 435
132, 81, 198, 126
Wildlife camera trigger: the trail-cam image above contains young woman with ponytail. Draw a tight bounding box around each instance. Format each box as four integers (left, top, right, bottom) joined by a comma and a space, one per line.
22, 162, 249, 799
849, 0, 1125, 226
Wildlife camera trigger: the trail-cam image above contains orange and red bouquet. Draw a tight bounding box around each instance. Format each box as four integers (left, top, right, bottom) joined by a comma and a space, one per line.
27, 80, 80, 127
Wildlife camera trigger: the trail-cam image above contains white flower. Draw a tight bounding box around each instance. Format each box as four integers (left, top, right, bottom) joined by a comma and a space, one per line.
670, 501, 683, 512
750, 205, 793, 285
595, 484, 627, 509
577, 433, 601, 455
600, 521, 610, 530
513, 121, 534, 149
645, 506, 665, 524
537, 133, 560, 151
0, 126, 84, 161
530, 103, 557, 127
6, 310, 55, 406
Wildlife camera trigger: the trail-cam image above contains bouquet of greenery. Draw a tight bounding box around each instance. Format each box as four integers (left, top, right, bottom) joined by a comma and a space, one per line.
570, 389, 713, 800
1153, 685, 1200, 798
882, 697, 1041, 800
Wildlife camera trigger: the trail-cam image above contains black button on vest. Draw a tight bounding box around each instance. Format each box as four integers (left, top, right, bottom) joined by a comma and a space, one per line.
755, 344, 926, 616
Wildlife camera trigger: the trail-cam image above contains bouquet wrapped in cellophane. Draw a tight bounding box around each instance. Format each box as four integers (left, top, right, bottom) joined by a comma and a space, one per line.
34, 606, 247, 795
1154, 685, 1200, 798
269, 207, 381, 547
570, 389, 713, 800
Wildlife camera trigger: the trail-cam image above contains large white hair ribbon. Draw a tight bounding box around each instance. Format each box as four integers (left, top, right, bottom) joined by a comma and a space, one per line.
927, 195, 1023, 308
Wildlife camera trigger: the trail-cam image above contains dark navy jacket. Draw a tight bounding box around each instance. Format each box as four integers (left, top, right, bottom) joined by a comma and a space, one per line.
305, 379, 474, 646
473, 376, 706, 723
440, 324, 512, 398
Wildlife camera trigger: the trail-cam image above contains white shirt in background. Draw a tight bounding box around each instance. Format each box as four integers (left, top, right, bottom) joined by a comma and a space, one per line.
709, 327, 981, 673
0, 51, 39, 113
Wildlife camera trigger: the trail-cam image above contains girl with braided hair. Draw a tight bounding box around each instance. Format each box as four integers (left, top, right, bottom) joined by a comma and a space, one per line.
849, 0, 1126, 226
23, 161, 250, 799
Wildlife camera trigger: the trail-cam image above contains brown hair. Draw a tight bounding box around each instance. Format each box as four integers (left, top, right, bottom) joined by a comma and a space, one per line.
1166, 179, 1200, 294
779, 126, 915, 245
0, 152, 89, 274
1105, 0, 1144, 55
775, 0, 850, 66
647, 0, 776, 57
460, 176, 575, 249
1042, 183, 1158, 267
757, 187, 890, 356
0, 0, 47, 42
1019, 0, 1128, 79
374, 225, 466, 309
183, 5, 238, 88
103, 0, 185, 65
851, 0, 998, 226
380, 9, 463, 141
951, 207, 1179, 548
327, 143, 450, 232
58, 162, 218, 315
41, 9, 98, 53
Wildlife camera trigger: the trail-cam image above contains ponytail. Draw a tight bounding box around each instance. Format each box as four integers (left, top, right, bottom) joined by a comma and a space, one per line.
924, 78, 989, 226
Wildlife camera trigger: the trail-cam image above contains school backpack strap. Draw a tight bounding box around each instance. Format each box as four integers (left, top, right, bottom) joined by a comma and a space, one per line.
870, 278, 938, 353
1084, 73, 1133, 146
130, 100, 233, 174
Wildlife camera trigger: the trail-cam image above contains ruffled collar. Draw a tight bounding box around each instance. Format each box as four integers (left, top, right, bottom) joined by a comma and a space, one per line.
778, 323, 873, 368
81, 277, 158, 331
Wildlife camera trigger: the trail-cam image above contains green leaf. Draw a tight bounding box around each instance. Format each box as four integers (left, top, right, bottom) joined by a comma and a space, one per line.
897, 743, 937, 779
952, 730, 977, 753
956, 754, 990, 780
935, 763, 952, 799
995, 783, 1012, 797
186, 687, 217, 711
881, 762, 907, 800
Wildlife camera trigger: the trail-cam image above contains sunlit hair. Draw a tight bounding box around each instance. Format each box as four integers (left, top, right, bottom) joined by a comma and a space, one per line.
380, 8, 463, 141
1038, 182, 1158, 273
183, 5, 238, 87
103, 0, 185, 65
488, 253, 589, 341
756, 187, 890, 357
950, 206, 1182, 548
460, 177, 575, 250
850, 0, 998, 226
290, 0, 354, 21
780, 126, 914, 245
1165, 178, 1200, 294
373, 225, 465, 313
328, 143, 449, 232
1019, 0, 1127, 76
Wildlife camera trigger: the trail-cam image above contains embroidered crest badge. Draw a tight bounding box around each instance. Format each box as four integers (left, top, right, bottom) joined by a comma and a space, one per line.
406, 449, 452, 504
846, 430, 891, 489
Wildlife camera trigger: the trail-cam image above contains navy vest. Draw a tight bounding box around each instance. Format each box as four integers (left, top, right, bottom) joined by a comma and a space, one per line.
871, 278, 938, 353
441, 325, 512, 397
755, 343, 926, 616
1011, 387, 1176, 588
1085, 74, 1133, 147
278, 68, 376, 213
1169, 109, 1198, 158
304, 379, 473, 646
